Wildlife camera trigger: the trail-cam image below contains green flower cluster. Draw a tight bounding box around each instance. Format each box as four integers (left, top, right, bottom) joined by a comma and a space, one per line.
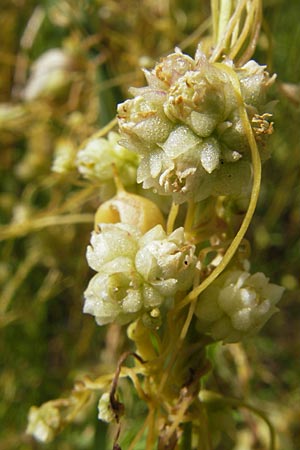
76, 131, 139, 187
26, 404, 61, 443
83, 223, 197, 326
195, 269, 284, 343
23, 49, 73, 101
117, 47, 274, 203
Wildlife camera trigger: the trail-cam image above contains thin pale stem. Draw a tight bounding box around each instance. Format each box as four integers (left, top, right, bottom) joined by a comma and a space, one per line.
218, 0, 233, 45
128, 412, 151, 450
0, 249, 40, 314
184, 200, 196, 232
79, 117, 117, 150
0, 213, 94, 241
145, 409, 156, 450
211, 0, 219, 45
229, 0, 262, 64
229, 1, 257, 60
236, 0, 262, 65
210, 0, 248, 62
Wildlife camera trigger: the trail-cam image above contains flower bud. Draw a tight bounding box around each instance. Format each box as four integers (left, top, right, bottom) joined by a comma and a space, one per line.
94, 190, 165, 233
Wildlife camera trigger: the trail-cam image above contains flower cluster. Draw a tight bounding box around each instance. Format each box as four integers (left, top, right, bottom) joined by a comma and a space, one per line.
26, 404, 61, 443
23, 49, 73, 101
83, 223, 197, 326
52, 138, 76, 174
76, 131, 139, 187
195, 269, 284, 343
117, 47, 274, 203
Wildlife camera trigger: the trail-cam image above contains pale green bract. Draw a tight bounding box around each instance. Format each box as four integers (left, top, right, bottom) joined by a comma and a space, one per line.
117, 47, 274, 204
195, 269, 284, 343
83, 223, 197, 326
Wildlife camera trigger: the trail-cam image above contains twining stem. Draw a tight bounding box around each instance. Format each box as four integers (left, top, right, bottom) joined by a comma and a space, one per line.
175, 62, 262, 312
79, 117, 117, 150
218, 0, 233, 46
210, 0, 262, 65
0, 213, 94, 241
229, 0, 262, 65
145, 409, 156, 450
211, 0, 246, 61
128, 411, 152, 450
184, 200, 196, 232
229, 1, 256, 59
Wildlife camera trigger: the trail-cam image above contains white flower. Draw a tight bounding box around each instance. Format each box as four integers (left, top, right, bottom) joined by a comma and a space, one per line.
26, 404, 61, 443
83, 224, 197, 326
117, 46, 275, 203
52, 138, 76, 174
86, 223, 140, 272
136, 226, 197, 292
98, 393, 116, 423
195, 270, 284, 343
23, 49, 72, 101
76, 132, 138, 187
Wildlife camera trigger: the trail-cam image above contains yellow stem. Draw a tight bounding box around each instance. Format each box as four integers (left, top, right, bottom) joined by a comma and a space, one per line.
79, 117, 117, 151
211, 0, 219, 45
236, 0, 262, 65
228, 1, 256, 60
175, 63, 262, 313
167, 202, 179, 234
229, 0, 262, 64
128, 411, 152, 450
145, 409, 157, 450
218, 0, 233, 45
184, 200, 196, 232
0, 213, 94, 241
210, 0, 248, 62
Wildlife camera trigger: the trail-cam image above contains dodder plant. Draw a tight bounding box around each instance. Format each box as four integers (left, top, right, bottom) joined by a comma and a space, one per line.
27, 1, 284, 449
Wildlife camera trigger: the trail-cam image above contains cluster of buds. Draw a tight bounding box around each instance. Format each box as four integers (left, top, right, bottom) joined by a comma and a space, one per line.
23, 49, 74, 101
26, 403, 61, 443
118, 47, 274, 203
195, 269, 284, 343
83, 223, 197, 326
76, 131, 139, 188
